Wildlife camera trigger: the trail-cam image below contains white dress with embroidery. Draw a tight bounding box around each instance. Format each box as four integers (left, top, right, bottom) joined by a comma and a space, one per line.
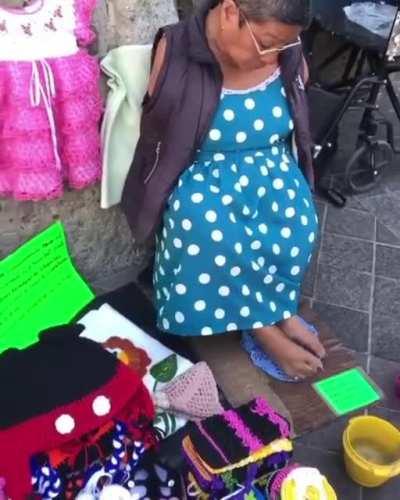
0, 0, 102, 200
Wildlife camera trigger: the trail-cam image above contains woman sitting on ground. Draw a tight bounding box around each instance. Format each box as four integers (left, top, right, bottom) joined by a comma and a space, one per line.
122, 0, 326, 381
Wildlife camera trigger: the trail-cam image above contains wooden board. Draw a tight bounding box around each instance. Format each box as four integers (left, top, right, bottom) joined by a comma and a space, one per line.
189, 304, 363, 436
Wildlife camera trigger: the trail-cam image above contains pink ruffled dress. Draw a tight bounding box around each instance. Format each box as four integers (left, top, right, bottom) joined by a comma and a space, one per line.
0, 0, 102, 200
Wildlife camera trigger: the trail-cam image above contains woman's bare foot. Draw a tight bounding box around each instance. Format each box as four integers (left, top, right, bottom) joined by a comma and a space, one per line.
253, 325, 323, 380
279, 315, 326, 360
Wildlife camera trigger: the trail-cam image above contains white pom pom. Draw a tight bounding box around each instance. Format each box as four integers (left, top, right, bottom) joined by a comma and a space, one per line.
55, 414, 75, 435
92, 395, 111, 416
99, 485, 131, 500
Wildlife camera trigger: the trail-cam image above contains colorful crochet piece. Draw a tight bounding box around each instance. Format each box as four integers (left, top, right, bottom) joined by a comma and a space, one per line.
74, 449, 184, 499
0, 324, 154, 499
188, 397, 291, 471
183, 397, 293, 497
267, 464, 300, 500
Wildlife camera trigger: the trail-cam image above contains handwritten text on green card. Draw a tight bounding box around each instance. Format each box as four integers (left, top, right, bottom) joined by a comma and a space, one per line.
0, 222, 94, 353
313, 368, 381, 416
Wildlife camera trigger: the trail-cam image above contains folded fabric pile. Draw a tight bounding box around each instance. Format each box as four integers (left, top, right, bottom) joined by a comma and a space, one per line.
183, 397, 293, 499
0, 324, 155, 499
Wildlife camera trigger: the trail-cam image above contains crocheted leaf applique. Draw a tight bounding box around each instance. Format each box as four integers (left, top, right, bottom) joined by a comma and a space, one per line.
151, 354, 178, 384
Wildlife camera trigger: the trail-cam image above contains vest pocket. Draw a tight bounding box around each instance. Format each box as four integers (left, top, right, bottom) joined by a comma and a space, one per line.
144, 141, 162, 184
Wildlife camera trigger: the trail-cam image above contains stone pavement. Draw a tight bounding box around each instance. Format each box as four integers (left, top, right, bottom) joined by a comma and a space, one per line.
299, 75, 400, 498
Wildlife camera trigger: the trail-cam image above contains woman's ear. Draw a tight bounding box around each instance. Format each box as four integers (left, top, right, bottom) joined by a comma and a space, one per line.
219, 0, 241, 32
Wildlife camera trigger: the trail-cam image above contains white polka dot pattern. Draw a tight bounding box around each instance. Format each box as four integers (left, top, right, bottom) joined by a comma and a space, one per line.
92, 396, 111, 417
55, 414, 75, 435
154, 73, 318, 335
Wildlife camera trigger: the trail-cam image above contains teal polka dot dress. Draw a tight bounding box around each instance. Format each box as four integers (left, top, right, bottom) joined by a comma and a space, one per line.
154, 70, 318, 336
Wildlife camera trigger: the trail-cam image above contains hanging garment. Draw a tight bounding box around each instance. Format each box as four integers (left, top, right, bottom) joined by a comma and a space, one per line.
0, 0, 102, 200
100, 44, 151, 208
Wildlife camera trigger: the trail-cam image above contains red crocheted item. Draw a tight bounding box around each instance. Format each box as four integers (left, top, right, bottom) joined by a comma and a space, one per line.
0, 363, 154, 499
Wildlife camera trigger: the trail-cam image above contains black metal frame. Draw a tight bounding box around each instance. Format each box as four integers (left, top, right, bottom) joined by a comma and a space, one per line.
305, 4, 400, 205
314, 50, 400, 156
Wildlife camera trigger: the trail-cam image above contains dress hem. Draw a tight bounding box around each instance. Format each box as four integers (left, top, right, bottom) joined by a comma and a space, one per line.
156, 308, 300, 337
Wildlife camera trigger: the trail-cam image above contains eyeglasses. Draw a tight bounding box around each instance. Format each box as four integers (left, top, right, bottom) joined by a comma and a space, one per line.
242, 13, 302, 56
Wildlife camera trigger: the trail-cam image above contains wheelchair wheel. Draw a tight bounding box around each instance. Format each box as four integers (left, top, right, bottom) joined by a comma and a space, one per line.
345, 140, 393, 194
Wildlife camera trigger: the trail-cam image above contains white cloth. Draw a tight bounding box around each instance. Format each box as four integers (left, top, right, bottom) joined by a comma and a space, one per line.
79, 303, 193, 439
100, 45, 151, 209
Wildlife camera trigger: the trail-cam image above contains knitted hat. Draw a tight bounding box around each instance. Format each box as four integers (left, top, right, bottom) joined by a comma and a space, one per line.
0, 324, 154, 499
153, 362, 224, 420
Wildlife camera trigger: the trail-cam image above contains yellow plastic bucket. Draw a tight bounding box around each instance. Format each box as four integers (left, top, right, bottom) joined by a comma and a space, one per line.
343, 415, 400, 487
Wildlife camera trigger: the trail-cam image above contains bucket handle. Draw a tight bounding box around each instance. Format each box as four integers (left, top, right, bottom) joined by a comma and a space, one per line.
373, 461, 400, 478
346, 417, 400, 478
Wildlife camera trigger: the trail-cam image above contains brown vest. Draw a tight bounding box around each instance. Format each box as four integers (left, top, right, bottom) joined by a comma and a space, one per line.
121, 11, 314, 244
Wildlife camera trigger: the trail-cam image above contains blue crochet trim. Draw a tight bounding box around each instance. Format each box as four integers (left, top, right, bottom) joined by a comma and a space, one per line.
241, 318, 319, 383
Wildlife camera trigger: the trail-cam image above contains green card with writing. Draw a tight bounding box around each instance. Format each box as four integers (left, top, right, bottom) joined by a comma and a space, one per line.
0, 222, 94, 353
313, 368, 382, 416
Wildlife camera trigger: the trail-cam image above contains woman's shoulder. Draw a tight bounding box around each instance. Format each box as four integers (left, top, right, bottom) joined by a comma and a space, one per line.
147, 18, 193, 96
148, 36, 167, 96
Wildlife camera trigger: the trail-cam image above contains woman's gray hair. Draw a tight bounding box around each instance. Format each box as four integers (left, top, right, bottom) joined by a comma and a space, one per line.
204, 0, 312, 27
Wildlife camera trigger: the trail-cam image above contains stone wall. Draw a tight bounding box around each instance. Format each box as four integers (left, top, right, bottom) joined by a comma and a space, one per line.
0, 0, 179, 292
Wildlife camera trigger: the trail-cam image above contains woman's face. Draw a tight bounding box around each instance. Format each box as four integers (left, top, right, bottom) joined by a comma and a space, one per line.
216, 0, 303, 70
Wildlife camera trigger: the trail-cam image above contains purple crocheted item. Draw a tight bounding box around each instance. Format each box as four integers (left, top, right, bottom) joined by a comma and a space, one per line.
223, 410, 263, 453
269, 464, 300, 500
